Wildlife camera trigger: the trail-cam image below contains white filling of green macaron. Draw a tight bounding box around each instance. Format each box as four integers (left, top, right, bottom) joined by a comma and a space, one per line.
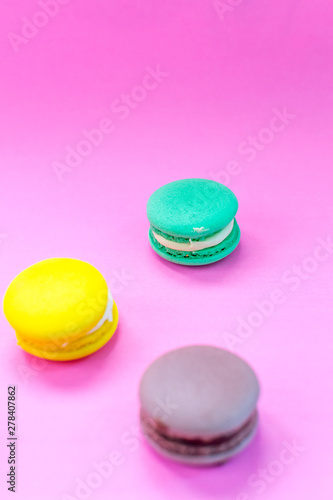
152, 219, 234, 252
61, 291, 114, 348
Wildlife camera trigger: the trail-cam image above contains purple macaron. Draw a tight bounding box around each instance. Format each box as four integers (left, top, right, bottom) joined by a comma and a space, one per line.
139, 345, 260, 466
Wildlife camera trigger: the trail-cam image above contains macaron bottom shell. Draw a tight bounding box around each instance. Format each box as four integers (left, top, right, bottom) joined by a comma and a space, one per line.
149, 219, 240, 266
15, 302, 119, 361
141, 411, 258, 466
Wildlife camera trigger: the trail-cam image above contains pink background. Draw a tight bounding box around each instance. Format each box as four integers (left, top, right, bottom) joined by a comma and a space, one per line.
1, 1, 333, 499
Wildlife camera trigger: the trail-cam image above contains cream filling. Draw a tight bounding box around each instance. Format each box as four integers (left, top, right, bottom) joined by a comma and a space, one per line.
61, 290, 114, 348
87, 290, 114, 334
152, 219, 234, 252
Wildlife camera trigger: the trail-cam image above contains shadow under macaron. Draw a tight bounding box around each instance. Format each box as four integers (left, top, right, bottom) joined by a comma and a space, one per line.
138, 417, 267, 498
18, 321, 121, 391
149, 237, 244, 285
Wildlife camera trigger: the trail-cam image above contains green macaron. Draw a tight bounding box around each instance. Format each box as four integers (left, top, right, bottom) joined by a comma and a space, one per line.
147, 179, 240, 266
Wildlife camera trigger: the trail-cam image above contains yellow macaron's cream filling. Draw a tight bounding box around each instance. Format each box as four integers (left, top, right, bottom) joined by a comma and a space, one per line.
16, 290, 115, 351
16, 303, 118, 360
60, 290, 114, 347
86, 290, 114, 335
152, 219, 234, 252
16, 302, 118, 357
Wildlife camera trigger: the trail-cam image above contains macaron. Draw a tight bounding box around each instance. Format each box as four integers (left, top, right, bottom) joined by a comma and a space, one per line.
139, 345, 259, 466
3, 258, 119, 361
147, 178, 240, 266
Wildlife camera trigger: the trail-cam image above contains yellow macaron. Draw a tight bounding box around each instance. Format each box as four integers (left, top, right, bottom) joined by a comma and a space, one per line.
3, 258, 119, 361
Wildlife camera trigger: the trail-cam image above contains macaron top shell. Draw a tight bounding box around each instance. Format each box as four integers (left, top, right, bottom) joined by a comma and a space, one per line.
147, 179, 238, 239
140, 345, 259, 439
3, 258, 109, 341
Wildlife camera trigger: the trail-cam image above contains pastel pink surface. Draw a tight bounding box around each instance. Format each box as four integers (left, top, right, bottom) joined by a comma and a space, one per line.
0, 1, 332, 499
